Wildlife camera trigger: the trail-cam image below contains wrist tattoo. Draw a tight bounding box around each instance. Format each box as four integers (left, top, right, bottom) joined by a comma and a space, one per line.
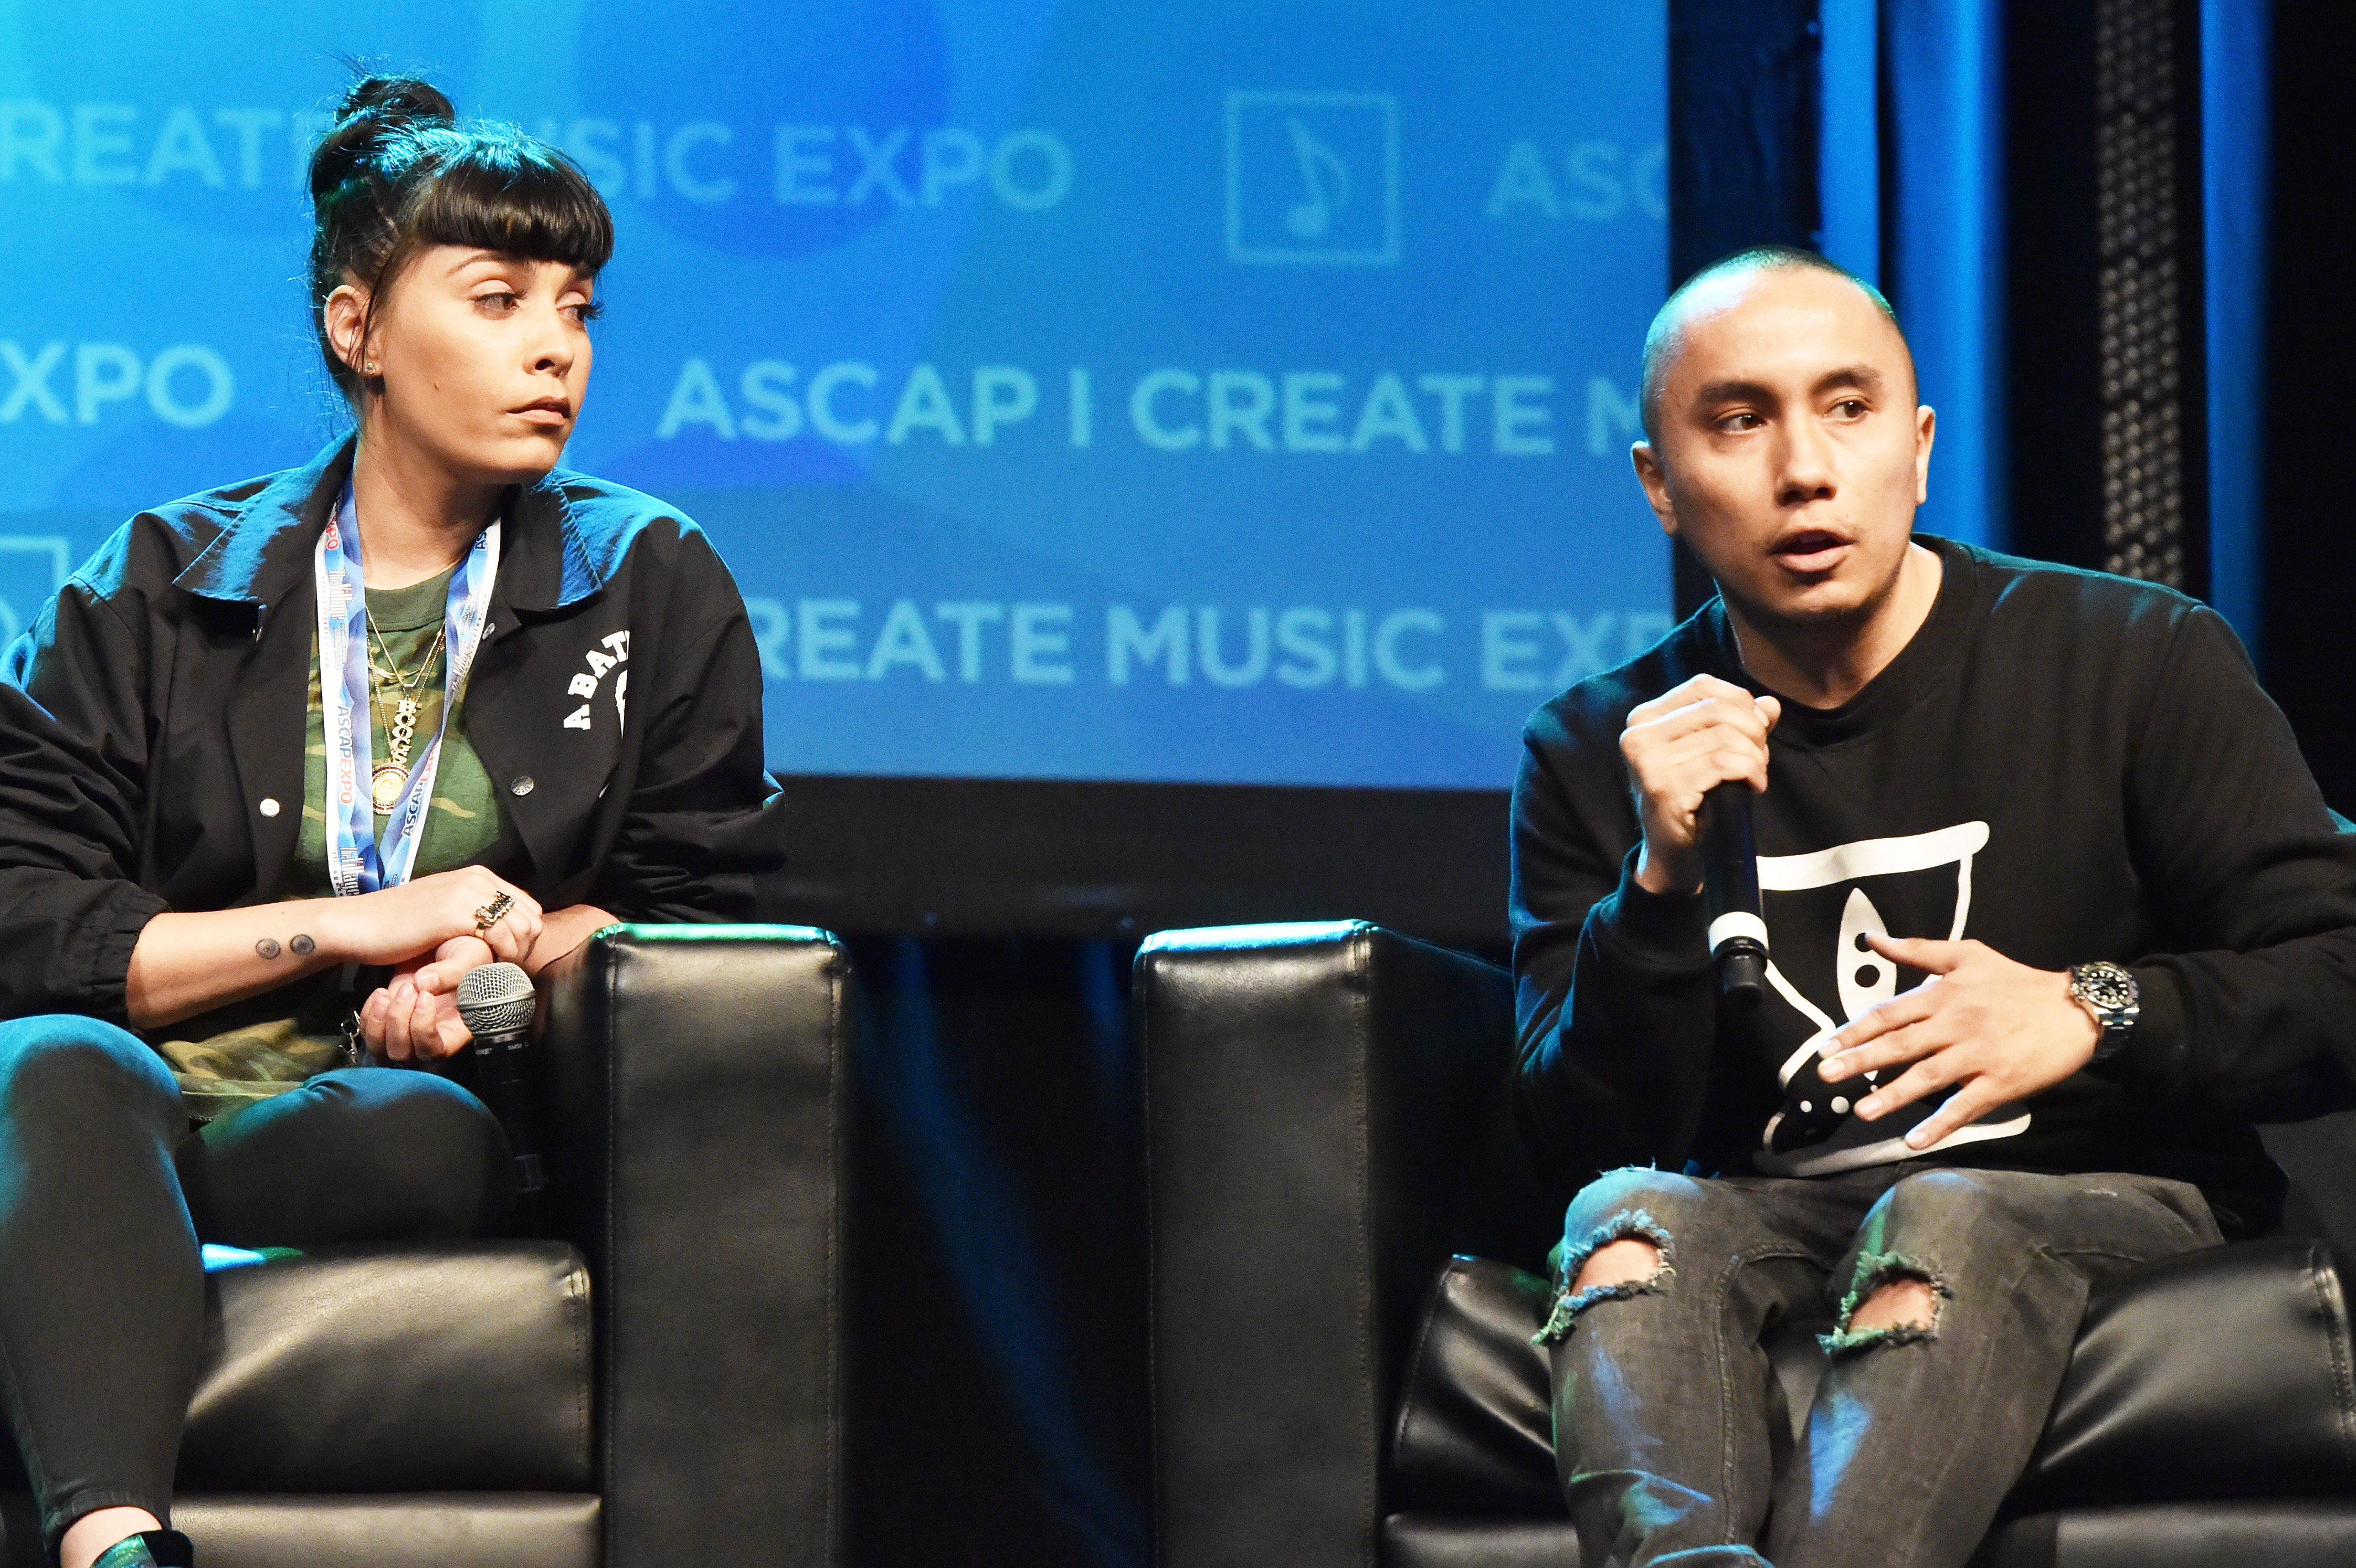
255, 937, 281, 960
290, 933, 316, 956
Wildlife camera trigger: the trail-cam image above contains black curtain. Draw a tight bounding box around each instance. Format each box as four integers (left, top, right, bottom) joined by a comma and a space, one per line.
2259, 2, 2356, 817
845, 935, 1150, 1567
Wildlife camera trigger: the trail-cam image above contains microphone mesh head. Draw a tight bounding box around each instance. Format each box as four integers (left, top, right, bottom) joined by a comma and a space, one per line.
456, 961, 535, 1035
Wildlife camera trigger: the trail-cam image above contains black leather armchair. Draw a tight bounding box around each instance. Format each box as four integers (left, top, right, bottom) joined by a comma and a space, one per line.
1, 924, 851, 1568
1141, 922, 2356, 1568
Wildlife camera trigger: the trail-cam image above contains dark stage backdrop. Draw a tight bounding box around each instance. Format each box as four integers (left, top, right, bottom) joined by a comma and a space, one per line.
843, 934, 1152, 1565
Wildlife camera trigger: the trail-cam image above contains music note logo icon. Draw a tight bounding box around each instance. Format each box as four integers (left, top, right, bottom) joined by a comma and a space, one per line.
1226, 92, 1401, 266
1284, 118, 1351, 239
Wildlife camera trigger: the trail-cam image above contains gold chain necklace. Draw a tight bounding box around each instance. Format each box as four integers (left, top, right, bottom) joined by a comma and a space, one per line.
365, 610, 448, 813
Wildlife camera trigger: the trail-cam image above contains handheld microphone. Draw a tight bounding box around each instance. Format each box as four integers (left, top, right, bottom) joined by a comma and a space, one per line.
456, 962, 545, 1212
1698, 782, 1768, 1011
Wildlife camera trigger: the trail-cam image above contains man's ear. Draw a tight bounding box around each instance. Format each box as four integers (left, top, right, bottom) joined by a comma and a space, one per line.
1631, 441, 1679, 536
1913, 404, 1937, 505
322, 282, 373, 377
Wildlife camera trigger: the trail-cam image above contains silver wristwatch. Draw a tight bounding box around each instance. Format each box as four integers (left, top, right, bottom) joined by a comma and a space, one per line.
2068, 961, 2140, 1063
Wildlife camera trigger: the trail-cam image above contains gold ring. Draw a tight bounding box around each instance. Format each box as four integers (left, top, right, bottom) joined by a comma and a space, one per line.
473, 891, 514, 933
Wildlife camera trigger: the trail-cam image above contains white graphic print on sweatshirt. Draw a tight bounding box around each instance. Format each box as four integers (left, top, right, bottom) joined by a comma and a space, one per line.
1751, 822, 2032, 1176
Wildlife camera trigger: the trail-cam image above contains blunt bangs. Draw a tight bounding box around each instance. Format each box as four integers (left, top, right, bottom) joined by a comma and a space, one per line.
391, 126, 614, 278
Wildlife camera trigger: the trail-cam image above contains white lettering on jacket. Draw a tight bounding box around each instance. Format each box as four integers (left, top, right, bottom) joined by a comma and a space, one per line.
563, 631, 632, 730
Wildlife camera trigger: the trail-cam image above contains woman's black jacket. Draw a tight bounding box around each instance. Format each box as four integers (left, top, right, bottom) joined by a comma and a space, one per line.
0, 437, 784, 1025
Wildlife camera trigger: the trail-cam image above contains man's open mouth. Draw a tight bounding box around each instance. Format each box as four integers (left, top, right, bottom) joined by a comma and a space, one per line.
1772, 530, 1850, 569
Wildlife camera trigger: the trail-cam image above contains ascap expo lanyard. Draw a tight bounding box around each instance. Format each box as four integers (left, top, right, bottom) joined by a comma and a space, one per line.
315, 483, 499, 895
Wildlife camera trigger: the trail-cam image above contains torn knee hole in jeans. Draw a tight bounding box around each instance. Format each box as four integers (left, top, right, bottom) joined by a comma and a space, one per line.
1533, 1209, 1674, 1345
1819, 1249, 1951, 1355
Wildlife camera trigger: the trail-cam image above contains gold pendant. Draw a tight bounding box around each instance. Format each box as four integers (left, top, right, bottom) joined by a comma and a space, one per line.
371, 762, 408, 812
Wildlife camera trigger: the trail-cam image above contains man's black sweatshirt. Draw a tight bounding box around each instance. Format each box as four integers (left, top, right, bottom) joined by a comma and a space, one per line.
1510, 537, 2356, 1237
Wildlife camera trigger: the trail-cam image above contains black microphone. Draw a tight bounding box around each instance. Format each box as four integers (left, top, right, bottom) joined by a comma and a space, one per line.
456, 962, 545, 1215
1698, 782, 1768, 1011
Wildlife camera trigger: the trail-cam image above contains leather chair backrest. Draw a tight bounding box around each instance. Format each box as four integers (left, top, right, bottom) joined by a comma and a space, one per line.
538, 926, 852, 1568
1143, 924, 1542, 1568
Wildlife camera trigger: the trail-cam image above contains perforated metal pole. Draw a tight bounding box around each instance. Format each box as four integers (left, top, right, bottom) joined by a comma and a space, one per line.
2096, 0, 2196, 587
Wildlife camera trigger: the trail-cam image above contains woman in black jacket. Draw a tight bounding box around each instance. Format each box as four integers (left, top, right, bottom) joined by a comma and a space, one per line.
0, 76, 779, 1568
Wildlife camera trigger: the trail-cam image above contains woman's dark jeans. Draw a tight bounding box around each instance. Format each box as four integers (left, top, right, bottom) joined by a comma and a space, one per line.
1544, 1163, 2223, 1568
0, 1014, 514, 1553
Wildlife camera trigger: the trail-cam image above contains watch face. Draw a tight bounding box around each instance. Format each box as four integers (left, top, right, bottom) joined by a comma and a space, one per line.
2077, 964, 2136, 1011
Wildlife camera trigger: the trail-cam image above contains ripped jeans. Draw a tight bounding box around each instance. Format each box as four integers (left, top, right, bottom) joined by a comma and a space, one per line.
1542, 1164, 2220, 1568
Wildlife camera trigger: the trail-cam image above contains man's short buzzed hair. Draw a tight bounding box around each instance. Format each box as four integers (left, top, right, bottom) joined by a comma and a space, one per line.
1639, 245, 1913, 442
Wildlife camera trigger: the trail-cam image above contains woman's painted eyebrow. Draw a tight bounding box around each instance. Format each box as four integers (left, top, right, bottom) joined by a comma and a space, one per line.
445, 255, 598, 297
448, 250, 578, 272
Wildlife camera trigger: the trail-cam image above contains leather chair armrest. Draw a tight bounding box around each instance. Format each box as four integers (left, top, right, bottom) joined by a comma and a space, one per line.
2010, 1236, 2356, 1510
536, 925, 851, 1568
1140, 922, 1543, 1568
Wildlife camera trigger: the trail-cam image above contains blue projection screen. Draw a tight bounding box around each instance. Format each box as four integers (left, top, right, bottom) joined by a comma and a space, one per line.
0, 2, 1666, 790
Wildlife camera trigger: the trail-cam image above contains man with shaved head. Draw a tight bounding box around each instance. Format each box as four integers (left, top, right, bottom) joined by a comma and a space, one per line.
1510, 246, 2356, 1565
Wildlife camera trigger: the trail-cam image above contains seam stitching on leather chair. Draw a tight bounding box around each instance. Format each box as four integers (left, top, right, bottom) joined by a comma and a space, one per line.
2309, 1244, 2356, 1477
1388, 1260, 1460, 1480
1137, 949, 1168, 1551
1351, 926, 1377, 1563
825, 939, 846, 1559
600, 936, 622, 1518
567, 1253, 592, 1486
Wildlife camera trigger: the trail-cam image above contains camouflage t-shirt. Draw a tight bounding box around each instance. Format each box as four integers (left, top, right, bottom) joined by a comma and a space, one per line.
154, 565, 510, 1120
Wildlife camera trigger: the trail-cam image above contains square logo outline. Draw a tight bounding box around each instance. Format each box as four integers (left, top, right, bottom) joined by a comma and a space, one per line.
1224, 90, 1401, 266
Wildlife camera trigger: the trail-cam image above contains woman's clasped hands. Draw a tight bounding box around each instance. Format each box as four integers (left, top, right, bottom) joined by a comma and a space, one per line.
341, 867, 543, 1062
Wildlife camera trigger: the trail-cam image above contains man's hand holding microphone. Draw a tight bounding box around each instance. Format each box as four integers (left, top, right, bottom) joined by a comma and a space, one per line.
1620, 674, 1783, 896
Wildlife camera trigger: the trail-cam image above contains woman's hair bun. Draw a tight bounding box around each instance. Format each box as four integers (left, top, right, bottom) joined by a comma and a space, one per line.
309, 74, 456, 200
335, 75, 454, 128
